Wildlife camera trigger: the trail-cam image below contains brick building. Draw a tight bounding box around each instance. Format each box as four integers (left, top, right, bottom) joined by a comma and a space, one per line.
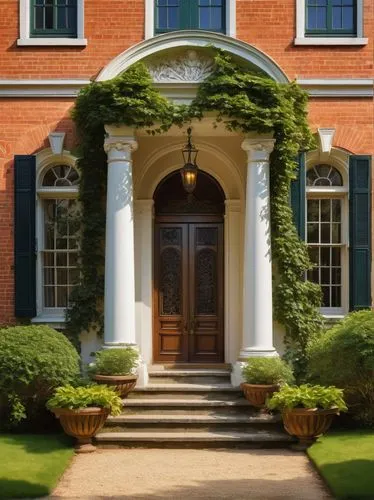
0, 1, 373, 388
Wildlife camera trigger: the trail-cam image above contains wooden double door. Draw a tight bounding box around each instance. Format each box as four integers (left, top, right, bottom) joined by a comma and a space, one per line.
154, 220, 224, 363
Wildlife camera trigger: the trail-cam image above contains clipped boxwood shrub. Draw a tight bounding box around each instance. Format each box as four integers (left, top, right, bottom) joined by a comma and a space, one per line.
0, 325, 80, 429
307, 310, 374, 427
242, 357, 294, 385
89, 347, 139, 376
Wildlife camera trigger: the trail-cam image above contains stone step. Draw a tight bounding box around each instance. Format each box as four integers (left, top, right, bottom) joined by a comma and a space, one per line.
128, 391, 243, 400
148, 369, 231, 385
123, 397, 250, 407
108, 413, 279, 424
135, 383, 238, 392
95, 430, 293, 448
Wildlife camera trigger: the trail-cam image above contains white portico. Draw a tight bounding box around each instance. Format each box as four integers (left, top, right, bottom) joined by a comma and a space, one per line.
86, 32, 289, 386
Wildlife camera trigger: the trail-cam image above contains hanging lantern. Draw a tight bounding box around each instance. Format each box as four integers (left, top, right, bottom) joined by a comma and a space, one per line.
180, 127, 198, 193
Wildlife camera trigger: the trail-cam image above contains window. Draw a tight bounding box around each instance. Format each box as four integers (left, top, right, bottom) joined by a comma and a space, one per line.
294, 0, 367, 45
30, 0, 77, 38
18, 0, 86, 46
306, 0, 356, 36
306, 164, 348, 312
155, 0, 226, 33
36, 163, 80, 318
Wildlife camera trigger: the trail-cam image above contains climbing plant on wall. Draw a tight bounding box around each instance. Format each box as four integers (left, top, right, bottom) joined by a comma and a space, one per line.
67, 50, 323, 379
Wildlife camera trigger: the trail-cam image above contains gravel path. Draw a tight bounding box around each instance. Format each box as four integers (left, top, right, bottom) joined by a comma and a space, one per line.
51, 448, 331, 499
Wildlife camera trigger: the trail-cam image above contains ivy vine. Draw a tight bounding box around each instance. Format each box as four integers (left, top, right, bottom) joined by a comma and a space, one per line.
67, 51, 323, 379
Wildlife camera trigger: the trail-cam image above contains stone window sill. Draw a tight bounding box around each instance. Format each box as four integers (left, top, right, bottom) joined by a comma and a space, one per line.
294, 37, 368, 46
17, 38, 87, 47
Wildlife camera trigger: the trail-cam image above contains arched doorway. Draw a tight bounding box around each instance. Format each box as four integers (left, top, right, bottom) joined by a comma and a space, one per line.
153, 170, 225, 363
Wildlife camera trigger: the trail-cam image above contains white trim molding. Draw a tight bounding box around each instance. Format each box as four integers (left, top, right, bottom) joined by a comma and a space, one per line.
0, 79, 90, 97
0, 77, 372, 99
17, 0, 87, 46
97, 31, 289, 83
145, 0, 236, 39
297, 78, 374, 97
295, 0, 367, 46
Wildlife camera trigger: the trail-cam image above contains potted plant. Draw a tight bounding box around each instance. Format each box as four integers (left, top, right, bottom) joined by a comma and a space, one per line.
240, 357, 294, 409
47, 385, 122, 453
267, 384, 347, 449
89, 347, 139, 398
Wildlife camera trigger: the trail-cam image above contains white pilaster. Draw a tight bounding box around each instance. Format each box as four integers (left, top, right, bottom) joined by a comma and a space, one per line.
134, 199, 154, 387
103, 125, 138, 348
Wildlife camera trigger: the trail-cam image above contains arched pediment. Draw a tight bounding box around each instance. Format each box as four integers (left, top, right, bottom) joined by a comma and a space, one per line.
97, 31, 289, 84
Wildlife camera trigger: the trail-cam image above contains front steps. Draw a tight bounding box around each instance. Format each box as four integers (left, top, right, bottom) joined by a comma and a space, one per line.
95, 367, 293, 448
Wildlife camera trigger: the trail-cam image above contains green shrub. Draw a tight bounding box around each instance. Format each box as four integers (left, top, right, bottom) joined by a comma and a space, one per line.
307, 310, 374, 427
47, 385, 122, 416
89, 347, 139, 376
0, 325, 80, 429
267, 384, 347, 412
242, 357, 294, 385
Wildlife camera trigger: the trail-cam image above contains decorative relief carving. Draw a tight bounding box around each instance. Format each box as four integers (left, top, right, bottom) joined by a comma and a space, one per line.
104, 137, 138, 155
160, 247, 182, 316
196, 227, 217, 246
161, 227, 181, 246
196, 249, 217, 315
148, 50, 215, 83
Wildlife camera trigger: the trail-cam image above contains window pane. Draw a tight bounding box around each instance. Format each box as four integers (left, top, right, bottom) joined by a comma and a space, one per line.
320, 199, 330, 222
332, 268, 341, 284
307, 223, 319, 243
44, 287, 55, 307
168, 7, 179, 28
332, 247, 341, 266
333, 288, 342, 307
35, 6, 44, 29
331, 199, 341, 221
308, 247, 319, 264
307, 200, 319, 221
321, 267, 330, 284
331, 223, 341, 243
322, 286, 330, 306
57, 287, 68, 307
321, 223, 330, 243
199, 8, 210, 28
45, 5, 54, 29
342, 6, 354, 29
320, 247, 330, 266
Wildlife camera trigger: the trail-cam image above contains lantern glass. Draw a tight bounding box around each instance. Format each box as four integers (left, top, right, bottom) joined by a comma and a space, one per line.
180, 163, 198, 193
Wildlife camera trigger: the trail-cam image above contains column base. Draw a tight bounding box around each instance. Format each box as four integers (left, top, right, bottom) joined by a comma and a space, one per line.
102, 342, 137, 349
239, 347, 278, 359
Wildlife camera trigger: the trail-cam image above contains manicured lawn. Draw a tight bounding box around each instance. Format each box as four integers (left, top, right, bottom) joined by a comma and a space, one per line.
308, 430, 374, 500
0, 434, 74, 498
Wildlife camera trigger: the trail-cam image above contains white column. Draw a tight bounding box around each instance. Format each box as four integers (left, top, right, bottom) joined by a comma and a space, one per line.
232, 137, 276, 386
240, 137, 276, 358
103, 125, 138, 347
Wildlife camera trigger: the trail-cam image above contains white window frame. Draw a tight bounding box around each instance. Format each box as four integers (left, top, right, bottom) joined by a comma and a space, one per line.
33, 149, 79, 324
17, 0, 87, 46
295, 0, 367, 45
145, 0, 236, 39
306, 149, 350, 318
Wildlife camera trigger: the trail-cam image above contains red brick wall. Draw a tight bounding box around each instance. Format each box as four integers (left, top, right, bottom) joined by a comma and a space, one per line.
0, 1, 372, 323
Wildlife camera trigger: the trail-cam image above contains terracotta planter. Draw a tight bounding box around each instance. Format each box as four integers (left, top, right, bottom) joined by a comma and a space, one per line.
282, 407, 339, 450
52, 407, 109, 453
93, 374, 138, 398
240, 383, 279, 408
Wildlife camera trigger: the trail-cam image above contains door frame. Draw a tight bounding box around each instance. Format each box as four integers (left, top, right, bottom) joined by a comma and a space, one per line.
153, 214, 224, 363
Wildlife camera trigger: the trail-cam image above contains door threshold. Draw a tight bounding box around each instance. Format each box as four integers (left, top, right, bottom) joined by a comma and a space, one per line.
150, 363, 231, 370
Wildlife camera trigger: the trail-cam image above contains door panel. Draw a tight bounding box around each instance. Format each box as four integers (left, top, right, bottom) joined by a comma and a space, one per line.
189, 224, 224, 362
154, 222, 224, 363
154, 224, 188, 362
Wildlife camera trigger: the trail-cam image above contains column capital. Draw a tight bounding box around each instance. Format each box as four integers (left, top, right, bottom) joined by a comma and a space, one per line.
104, 124, 138, 155
241, 137, 275, 162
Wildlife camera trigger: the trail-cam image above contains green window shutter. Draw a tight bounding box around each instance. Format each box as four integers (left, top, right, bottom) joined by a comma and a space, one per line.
14, 155, 36, 317
291, 153, 306, 240
349, 155, 372, 310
